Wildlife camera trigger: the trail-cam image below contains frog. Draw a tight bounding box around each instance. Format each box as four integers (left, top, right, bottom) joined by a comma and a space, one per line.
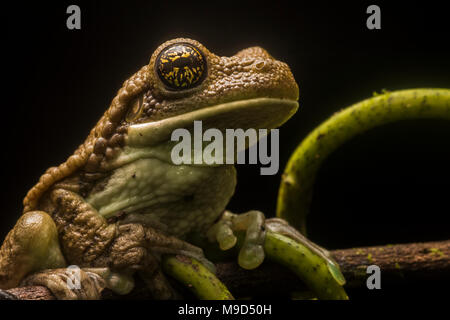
0, 38, 331, 299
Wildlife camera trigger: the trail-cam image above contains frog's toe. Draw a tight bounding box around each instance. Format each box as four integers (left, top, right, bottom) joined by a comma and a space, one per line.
207, 210, 266, 270
238, 239, 265, 270
84, 267, 135, 295
211, 215, 237, 251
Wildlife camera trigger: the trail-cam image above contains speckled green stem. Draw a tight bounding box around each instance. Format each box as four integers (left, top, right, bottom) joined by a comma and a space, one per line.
277, 89, 450, 233
184, 230, 347, 299
162, 255, 234, 300
265, 231, 348, 299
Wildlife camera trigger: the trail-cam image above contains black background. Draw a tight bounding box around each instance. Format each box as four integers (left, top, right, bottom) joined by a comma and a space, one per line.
2, 1, 450, 300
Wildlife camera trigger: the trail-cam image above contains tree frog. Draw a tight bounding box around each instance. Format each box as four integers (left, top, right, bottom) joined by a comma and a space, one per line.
0, 38, 331, 299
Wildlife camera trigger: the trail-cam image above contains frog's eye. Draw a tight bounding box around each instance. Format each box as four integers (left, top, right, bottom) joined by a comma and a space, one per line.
126, 95, 144, 122
156, 43, 206, 90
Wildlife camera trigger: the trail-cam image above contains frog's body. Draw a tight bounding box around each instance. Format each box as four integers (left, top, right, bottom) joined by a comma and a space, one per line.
86, 157, 236, 236
0, 38, 306, 299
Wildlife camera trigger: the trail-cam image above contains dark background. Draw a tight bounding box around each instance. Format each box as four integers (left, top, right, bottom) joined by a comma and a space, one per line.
2, 1, 449, 299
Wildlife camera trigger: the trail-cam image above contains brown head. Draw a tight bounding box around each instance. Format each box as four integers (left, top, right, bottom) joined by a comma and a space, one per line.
23, 38, 299, 212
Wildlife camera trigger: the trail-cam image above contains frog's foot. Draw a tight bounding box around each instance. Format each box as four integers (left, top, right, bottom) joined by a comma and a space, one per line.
207, 212, 347, 299
116, 223, 215, 273
207, 212, 338, 272
112, 223, 215, 299
20, 267, 106, 300
207, 210, 266, 269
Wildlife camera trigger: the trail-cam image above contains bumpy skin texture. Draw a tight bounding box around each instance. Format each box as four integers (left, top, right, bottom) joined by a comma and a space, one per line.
0, 38, 300, 299
23, 38, 297, 212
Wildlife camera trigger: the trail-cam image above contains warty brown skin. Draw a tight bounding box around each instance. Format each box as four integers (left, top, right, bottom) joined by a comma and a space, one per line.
23, 38, 297, 212
1, 38, 299, 298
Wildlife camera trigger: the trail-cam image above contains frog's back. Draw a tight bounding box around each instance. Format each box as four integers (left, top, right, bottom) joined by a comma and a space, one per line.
23, 65, 151, 212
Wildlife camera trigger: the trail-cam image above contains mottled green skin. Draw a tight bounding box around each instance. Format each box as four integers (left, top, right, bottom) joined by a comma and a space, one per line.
0, 38, 300, 299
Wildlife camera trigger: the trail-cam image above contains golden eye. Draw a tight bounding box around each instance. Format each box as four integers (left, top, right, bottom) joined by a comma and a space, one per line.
126, 95, 144, 122
156, 43, 206, 90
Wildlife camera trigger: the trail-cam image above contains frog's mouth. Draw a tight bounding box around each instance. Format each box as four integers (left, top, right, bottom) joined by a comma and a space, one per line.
126, 97, 299, 147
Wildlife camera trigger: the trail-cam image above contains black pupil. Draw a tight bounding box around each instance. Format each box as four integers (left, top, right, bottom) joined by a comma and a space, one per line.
156, 44, 205, 90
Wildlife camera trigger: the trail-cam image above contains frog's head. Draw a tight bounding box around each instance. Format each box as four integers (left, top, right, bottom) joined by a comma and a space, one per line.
82, 38, 299, 167
141, 38, 298, 122
103, 38, 299, 148
23, 38, 299, 211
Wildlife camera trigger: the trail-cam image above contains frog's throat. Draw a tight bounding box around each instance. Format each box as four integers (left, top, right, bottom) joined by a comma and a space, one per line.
126, 97, 299, 147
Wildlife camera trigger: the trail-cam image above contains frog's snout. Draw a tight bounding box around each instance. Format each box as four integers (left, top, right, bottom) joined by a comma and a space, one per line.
222, 46, 299, 102
234, 46, 273, 60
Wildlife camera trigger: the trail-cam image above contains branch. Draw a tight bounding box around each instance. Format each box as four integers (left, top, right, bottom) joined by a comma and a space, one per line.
2, 239, 448, 300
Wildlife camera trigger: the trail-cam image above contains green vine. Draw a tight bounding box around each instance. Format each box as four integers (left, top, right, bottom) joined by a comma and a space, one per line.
277, 88, 450, 233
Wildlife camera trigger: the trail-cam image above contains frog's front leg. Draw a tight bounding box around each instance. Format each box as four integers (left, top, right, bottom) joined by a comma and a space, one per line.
206, 210, 348, 299
207, 210, 335, 270
112, 222, 214, 299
